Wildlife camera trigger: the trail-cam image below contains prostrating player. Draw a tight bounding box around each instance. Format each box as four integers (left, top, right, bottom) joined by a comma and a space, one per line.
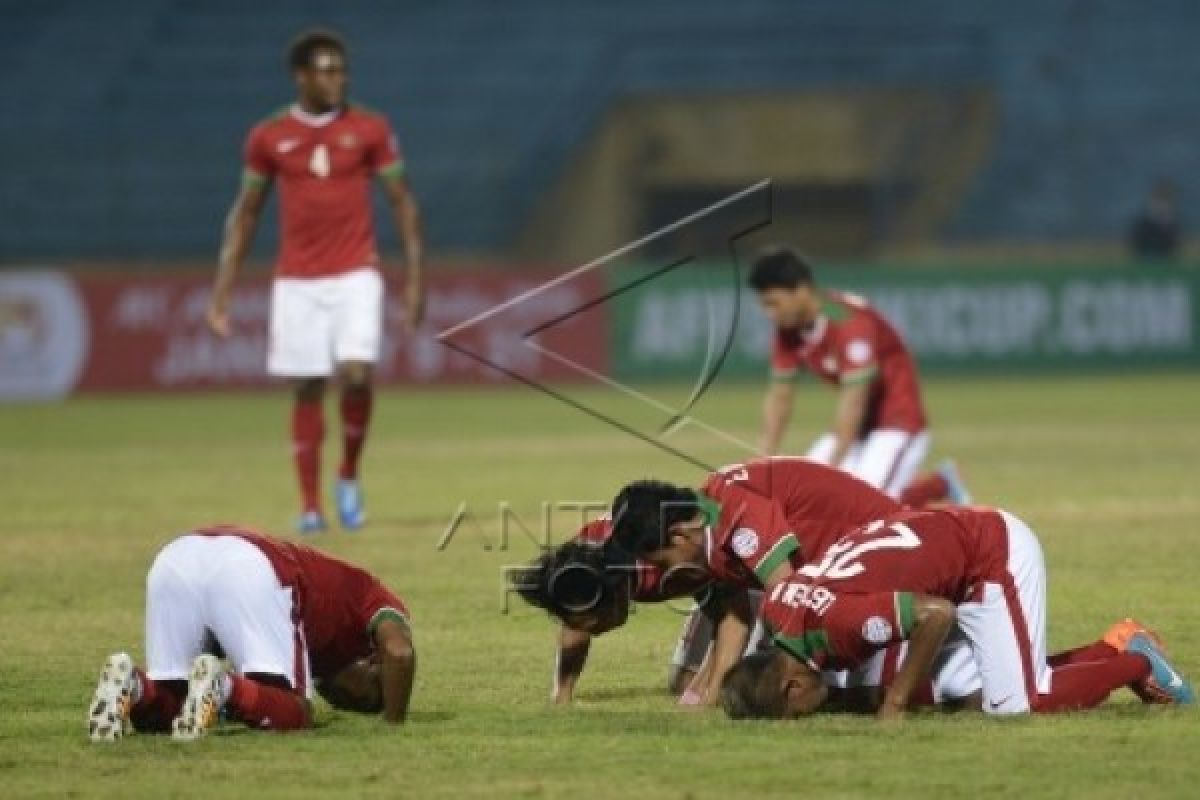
86, 524, 416, 741
750, 247, 968, 507
207, 29, 425, 533
561, 457, 904, 706
718, 506, 1193, 721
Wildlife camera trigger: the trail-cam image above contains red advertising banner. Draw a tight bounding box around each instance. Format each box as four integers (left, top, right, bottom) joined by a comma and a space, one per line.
0, 269, 609, 397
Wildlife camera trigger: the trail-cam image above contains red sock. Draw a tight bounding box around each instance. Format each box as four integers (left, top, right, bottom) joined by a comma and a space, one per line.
900, 473, 949, 508
1048, 640, 1118, 667
339, 386, 373, 480
292, 398, 324, 514
130, 672, 185, 733
227, 675, 310, 731
1032, 653, 1150, 713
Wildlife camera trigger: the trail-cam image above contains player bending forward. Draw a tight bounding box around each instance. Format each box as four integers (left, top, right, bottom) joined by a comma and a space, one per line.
751, 247, 968, 507
208, 29, 425, 533
718, 506, 1193, 720
87, 525, 415, 741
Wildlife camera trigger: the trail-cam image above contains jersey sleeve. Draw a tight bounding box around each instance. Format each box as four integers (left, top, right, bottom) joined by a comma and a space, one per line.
357, 579, 411, 642
718, 482, 801, 585
818, 591, 915, 665
770, 329, 801, 380
834, 315, 880, 386
368, 117, 405, 178
242, 124, 275, 187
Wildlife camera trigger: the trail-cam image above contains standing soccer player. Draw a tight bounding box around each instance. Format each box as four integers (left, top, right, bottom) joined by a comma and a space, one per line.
750, 247, 967, 508
207, 30, 425, 533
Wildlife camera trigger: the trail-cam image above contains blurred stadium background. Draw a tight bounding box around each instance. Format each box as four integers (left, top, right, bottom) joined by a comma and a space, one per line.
2, 0, 1198, 400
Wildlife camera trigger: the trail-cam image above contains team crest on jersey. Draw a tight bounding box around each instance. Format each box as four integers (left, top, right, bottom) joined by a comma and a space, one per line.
731, 528, 759, 558
862, 616, 893, 644
846, 338, 873, 365
821, 356, 838, 373
338, 133, 358, 149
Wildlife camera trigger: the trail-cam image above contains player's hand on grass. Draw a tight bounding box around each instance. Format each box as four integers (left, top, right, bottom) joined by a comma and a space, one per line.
206, 295, 232, 337
877, 698, 907, 723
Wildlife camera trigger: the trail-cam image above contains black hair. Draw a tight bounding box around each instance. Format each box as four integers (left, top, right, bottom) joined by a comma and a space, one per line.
720, 651, 787, 720
288, 29, 347, 71
609, 479, 701, 556
511, 540, 625, 622
747, 246, 815, 292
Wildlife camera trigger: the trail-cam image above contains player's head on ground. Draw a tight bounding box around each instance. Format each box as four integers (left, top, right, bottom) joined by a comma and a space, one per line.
317, 655, 383, 714
610, 479, 711, 573
748, 246, 819, 329
511, 540, 631, 635
288, 28, 348, 112
720, 650, 827, 720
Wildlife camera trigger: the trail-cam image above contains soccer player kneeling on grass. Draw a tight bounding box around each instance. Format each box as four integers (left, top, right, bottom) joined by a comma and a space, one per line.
718, 507, 1193, 720
87, 525, 415, 741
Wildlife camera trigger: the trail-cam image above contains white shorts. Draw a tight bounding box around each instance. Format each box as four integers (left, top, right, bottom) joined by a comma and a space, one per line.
954, 510, 1050, 714
843, 636, 982, 703
806, 428, 930, 499
267, 267, 384, 378
144, 534, 313, 697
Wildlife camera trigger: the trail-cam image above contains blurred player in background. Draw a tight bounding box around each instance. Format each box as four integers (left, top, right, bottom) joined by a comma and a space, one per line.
207, 29, 425, 533
87, 524, 416, 741
751, 247, 968, 508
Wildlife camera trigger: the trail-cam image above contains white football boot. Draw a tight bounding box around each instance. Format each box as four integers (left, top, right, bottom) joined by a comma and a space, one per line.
171, 654, 229, 741
88, 652, 138, 742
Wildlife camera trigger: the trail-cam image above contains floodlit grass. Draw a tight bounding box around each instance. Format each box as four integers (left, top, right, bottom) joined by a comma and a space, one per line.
3, 373, 1199, 798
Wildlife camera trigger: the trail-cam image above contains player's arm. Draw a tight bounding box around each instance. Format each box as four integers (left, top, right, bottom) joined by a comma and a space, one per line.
761, 378, 796, 456
378, 172, 426, 332
553, 624, 592, 704
208, 180, 271, 336
826, 380, 869, 468
373, 616, 417, 724
689, 588, 755, 707
878, 593, 955, 721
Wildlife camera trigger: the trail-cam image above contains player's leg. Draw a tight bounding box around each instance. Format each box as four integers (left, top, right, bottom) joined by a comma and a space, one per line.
268, 276, 335, 532
331, 268, 384, 530
174, 536, 312, 739
89, 536, 208, 739
847, 429, 923, 498
804, 433, 837, 465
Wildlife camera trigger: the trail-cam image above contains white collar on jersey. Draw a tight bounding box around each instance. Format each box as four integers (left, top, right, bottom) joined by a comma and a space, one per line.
289, 104, 341, 128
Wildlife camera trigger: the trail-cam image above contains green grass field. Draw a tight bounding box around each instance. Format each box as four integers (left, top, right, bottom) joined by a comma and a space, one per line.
3, 374, 1200, 798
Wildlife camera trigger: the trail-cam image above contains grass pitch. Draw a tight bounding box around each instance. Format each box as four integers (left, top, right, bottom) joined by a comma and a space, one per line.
2, 373, 1200, 798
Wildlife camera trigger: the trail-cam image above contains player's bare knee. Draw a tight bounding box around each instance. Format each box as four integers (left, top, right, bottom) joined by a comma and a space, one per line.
294, 378, 326, 402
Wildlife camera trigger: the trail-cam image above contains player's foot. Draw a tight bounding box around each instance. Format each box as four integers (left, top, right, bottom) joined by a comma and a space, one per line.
297, 510, 328, 535
87, 652, 137, 742
171, 654, 229, 741
937, 459, 972, 505
1125, 632, 1194, 706
336, 479, 366, 531
1103, 618, 1164, 653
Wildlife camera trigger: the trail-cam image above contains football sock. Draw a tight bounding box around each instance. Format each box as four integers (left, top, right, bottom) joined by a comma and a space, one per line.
227, 675, 310, 731
338, 385, 373, 481
1048, 640, 1117, 667
899, 473, 949, 508
1032, 653, 1150, 712
130, 673, 185, 733
292, 397, 325, 513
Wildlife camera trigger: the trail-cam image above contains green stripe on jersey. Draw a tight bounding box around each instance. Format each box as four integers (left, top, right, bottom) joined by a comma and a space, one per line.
773, 629, 829, 663
895, 592, 916, 637
367, 607, 410, 640
753, 533, 799, 585
377, 161, 406, 179
840, 365, 878, 386
241, 169, 269, 188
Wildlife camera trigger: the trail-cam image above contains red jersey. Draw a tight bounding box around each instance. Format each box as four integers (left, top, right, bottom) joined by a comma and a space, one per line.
771, 291, 927, 434
243, 104, 404, 278
194, 525, 409, 682
576, 516, 671, 602
760, 507, 1009, 670
698, 457, 902, 589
